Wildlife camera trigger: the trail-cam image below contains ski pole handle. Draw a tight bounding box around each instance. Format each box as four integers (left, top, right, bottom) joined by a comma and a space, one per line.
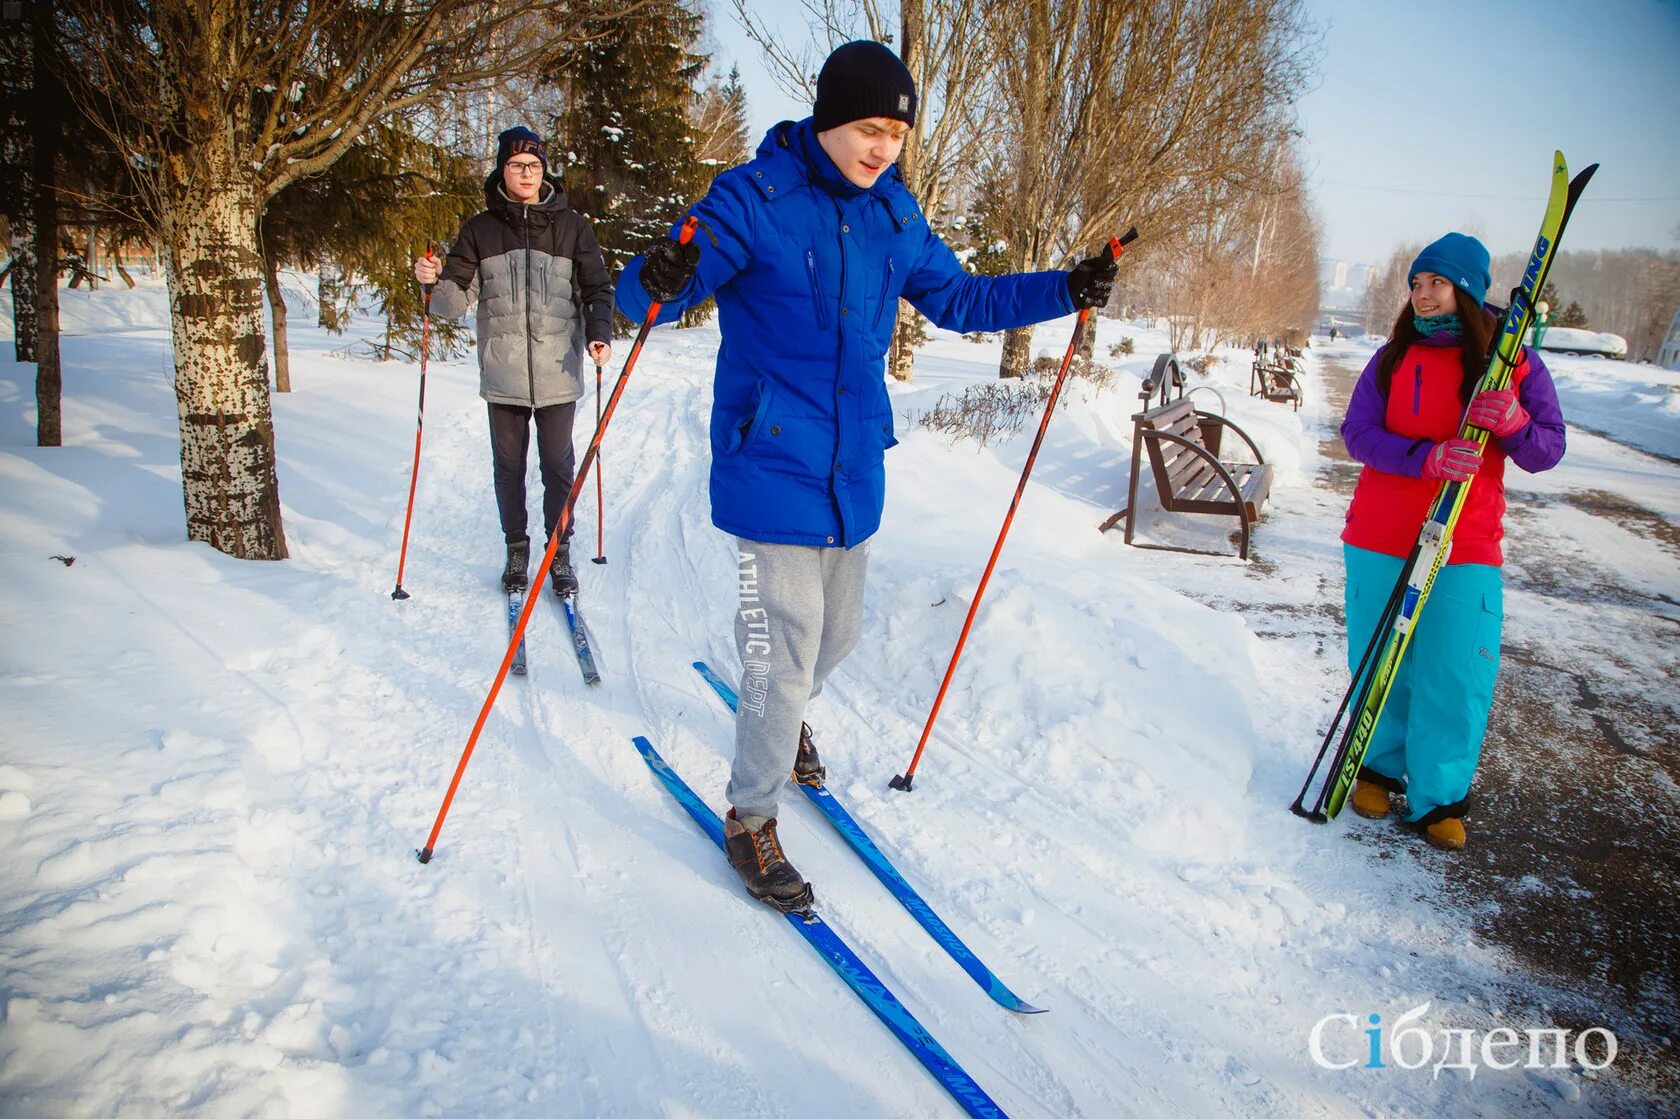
1108, 226, 1138, 263
420, 243, 435, 301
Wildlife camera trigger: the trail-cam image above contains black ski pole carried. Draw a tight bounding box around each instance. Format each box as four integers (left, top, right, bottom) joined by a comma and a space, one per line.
391, 244, 434, 600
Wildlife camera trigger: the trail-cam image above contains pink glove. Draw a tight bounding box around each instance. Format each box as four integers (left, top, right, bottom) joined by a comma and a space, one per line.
1466, 388, 1529, 437
1422, 438, 1484, 482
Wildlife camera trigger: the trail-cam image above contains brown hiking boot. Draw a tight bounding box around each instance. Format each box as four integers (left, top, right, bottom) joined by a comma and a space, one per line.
723, 809, 813, 913
1350, 780, 1392, 820
1423, 818, 1467, 851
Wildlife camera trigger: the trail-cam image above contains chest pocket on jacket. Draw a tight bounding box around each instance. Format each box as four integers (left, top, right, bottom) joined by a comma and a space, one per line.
805, 250, 830, 330
871, 258, 897, 332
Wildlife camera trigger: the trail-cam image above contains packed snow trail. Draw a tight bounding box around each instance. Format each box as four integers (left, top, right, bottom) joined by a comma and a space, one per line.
0, 280, 1668, 1115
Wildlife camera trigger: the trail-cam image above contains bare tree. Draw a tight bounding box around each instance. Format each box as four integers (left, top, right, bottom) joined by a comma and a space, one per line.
1498, 247, 1680, 363
730, 0, 999, 381
52, 0, 643, 560
1361, 242, 1419, 336
983, 0, 1317, 375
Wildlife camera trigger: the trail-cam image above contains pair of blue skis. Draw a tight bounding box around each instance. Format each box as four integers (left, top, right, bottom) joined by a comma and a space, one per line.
505, 589, 601, 685
632, 661, 1042, 1117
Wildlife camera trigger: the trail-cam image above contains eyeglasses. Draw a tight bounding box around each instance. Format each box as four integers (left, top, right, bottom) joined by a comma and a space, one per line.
506, 160, 544, 176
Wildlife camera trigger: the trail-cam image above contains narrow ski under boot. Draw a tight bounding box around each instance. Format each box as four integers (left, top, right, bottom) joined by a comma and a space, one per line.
794, 722, 826, 788
724, 810, 814, 916
502, 537, 530, 594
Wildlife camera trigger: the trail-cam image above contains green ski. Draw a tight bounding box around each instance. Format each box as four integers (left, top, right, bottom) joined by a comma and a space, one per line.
1294, 151, 1598, 823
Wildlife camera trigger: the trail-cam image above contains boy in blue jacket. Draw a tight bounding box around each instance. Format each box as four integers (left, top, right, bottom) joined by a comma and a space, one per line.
617, 41, 1117, 909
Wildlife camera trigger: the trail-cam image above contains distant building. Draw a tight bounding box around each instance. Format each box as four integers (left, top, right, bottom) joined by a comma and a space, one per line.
1318, 258, 1377, 314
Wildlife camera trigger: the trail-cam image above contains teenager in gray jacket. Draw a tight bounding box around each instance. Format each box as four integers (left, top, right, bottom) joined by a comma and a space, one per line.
413, 126, 614, 597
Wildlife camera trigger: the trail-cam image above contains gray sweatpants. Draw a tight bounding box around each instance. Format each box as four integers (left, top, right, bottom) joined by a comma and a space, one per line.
726, 538, 870, 820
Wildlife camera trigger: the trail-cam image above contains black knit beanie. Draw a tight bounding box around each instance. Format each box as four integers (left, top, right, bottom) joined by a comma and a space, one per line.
496, 126, 547, 174
812, 40, 917, 132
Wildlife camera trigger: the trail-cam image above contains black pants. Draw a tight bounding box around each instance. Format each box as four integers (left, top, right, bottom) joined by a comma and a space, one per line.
488, 401, 576, 545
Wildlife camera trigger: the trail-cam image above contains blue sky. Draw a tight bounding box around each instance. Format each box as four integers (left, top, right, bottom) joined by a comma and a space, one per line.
709, 1, 1680, 267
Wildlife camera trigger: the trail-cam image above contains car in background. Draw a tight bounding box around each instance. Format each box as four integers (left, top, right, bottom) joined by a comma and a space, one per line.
1531, 326, 1628, 359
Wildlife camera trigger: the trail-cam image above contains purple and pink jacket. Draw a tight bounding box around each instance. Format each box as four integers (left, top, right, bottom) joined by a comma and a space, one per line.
1340, 333, 1566, 566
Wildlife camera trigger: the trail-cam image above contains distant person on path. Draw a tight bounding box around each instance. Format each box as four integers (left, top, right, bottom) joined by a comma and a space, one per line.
616, 41, 1118, 909
413, 126, 614, 599
1338, 232, 1566, 850
1329, 325, 1338, 341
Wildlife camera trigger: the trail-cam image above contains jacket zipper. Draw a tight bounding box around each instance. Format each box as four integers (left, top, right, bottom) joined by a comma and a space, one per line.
873, 258, 895, 331
1412, 364, 1422, 416
524, 205, 536, 406
805, 250, 829, 330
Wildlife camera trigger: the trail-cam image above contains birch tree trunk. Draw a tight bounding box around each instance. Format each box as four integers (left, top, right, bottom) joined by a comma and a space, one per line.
318, 259, 343, 332
33, 199, 61, 447
161, 164, 288, 559
6, 18, 37, 364
1000, 328, 1034, 379
886, 0, 925, 384
10, 223, 38, 364
263, 248, 292, 393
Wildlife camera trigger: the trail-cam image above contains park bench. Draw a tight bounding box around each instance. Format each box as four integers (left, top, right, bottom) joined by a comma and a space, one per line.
1250, 358, 1303, 410
1100, 354, 1272, 559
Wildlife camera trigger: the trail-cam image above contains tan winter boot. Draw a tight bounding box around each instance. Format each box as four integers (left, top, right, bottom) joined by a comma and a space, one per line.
1423, 818, 1467, 851
723, 809, 814, 914
1350, 780, 1392, 820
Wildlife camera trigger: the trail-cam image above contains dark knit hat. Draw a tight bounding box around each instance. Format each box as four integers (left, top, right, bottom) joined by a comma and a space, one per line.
812, 40, 917, 132
1409, 232, 1491, 307
496, 126, 547, 174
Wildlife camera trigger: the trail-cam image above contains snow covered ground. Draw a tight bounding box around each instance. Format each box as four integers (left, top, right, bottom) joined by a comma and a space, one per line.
1, 280, 1673, 1117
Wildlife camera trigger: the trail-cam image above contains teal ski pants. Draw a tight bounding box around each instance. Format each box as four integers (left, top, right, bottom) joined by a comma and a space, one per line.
1343, 544, 1504, 823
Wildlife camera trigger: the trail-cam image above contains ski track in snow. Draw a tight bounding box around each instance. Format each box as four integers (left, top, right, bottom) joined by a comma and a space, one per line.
0, 281, 1673, 1117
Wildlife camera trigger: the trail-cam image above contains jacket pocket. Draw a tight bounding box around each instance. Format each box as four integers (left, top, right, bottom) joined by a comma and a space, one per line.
726, 380, 778, 456
856, 409, 899, 472
805, 250, 829, 330
872, 258, 896, 331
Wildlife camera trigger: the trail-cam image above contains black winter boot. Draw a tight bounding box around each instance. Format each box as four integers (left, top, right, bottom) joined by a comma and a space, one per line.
548, 540, 579, 598
794, 722, 826, 787
723, 810, 813, 913
502, 537, 530, 594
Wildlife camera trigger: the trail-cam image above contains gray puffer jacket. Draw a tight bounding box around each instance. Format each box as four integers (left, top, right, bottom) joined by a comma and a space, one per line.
431, 173, 615, 408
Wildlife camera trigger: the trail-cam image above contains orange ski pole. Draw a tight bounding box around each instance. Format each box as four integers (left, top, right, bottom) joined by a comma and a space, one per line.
419, 216, 699, 862
391, 245, 435, 600
891, 227, 1138, 792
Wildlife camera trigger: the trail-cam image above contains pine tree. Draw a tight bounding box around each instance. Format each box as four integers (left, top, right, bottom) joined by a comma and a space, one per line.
549, 1, 710, 333
1555, 300, 1589, 329
261, 120, 481, 387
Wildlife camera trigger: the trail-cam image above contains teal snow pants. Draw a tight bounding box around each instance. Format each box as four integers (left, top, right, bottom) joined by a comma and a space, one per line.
1343, 544, 1504, 823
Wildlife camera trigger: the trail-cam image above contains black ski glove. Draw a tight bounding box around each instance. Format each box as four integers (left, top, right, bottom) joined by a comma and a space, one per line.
1066, 251, 1119, 310
639, 237, 701, 303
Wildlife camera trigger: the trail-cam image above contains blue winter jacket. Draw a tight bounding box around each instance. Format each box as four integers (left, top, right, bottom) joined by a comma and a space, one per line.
617, 120, 1075, 548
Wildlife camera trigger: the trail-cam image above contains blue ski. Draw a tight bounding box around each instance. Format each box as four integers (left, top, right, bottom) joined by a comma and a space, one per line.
631, 734, 1008, 1118
559, 597, 601, 685
507, 592, 528, 676
692, 661, 1044, 1015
